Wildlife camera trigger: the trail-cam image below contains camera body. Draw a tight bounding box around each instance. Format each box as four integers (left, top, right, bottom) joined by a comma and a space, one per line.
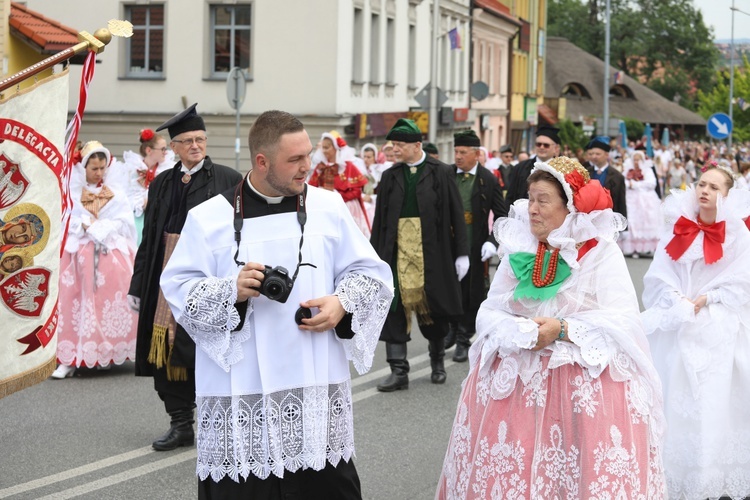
256, 265, 295, 303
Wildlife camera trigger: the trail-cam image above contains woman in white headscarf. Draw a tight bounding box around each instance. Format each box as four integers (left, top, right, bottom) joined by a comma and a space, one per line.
52, 142, 138, 378
309, 131, 371, 236
620, 150, 662, 257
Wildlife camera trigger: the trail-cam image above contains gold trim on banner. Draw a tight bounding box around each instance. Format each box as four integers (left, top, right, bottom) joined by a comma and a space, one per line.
397, 217, 432, 332
0, 357, 55, 399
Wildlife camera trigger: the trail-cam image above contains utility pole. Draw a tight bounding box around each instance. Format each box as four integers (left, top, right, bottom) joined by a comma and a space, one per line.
429, 0, 440, 143
603, 0, 611, 136
729, 0, 736, 150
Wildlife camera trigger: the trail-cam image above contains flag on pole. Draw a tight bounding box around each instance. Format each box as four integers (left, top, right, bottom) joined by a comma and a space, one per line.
734, 97, 750, 112
0, 70, 69, 398
614, 71, 624, 85
448, 28, 461, 50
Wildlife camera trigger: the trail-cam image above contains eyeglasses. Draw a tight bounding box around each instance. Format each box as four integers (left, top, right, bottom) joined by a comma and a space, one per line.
172, 136, 207, 146
159, 147, 168, 152
535, 142, 553, 148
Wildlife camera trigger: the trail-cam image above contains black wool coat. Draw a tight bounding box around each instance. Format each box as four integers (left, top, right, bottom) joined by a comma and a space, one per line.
586, 163, 628, 219
452, 164, 507, 310
370, 156, 469, 318
128, 157, 242, 377
505, 157, 537, 207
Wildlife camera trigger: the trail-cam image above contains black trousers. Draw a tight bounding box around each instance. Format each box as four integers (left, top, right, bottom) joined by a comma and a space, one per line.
379, 297, 449, 343
198, 458, 362, 500
455, 274, 480, 335
152, 365, 195, 414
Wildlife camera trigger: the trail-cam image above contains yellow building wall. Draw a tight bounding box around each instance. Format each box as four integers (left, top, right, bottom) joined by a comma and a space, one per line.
5, 34, 54, 90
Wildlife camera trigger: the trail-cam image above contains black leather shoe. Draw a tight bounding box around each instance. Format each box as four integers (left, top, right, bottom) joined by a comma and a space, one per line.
428, 339, 447, 384
453, 343, 469, 363
377, 372, 409, 392
152, 424, 195, 451
444, 323, 457, 349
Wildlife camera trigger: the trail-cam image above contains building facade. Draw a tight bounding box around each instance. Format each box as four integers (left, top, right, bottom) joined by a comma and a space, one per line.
12, 0, 482, 168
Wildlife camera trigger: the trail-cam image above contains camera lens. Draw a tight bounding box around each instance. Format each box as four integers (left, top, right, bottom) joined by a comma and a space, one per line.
265, 279, 283, 300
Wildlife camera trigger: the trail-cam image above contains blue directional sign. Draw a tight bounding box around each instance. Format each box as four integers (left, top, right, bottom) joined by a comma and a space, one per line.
707, 112, 733, 140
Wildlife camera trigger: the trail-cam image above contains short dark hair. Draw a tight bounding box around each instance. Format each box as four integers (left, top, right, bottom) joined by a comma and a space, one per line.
527, 170, 568, 204
248, 110, 305, 168
86, 152, 108, 166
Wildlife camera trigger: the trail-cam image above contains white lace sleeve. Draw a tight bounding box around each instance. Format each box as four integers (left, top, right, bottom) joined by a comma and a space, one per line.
182, 277, 251, 372
334, 273, 393, 374
564, 317, 616, 378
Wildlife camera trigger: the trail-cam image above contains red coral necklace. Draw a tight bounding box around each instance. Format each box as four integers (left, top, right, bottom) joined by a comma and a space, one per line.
532, 241, 559, 287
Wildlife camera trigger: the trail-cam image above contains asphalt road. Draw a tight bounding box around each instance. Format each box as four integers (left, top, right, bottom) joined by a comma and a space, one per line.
0, 257, 651, 500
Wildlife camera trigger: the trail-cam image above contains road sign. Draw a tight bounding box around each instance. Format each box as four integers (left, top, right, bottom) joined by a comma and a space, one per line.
226, 67, 247, 110
707, 112, 733, 140
414, 83, 448, 110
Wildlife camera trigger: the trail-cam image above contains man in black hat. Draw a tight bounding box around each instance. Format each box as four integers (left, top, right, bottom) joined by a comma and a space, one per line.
422, 142, 440, 159
506, 125, 560, 206
498, 144, 514, 191
444, 130, 506, 362
585, 136, 627, 218
128, 103, 242, 451
370, 118, 469, 391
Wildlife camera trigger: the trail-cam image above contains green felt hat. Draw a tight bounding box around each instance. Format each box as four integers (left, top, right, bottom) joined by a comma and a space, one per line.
386, 118, 422, 143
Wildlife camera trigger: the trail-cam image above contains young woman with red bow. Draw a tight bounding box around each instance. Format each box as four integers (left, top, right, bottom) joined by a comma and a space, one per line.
642, 164, 750, 499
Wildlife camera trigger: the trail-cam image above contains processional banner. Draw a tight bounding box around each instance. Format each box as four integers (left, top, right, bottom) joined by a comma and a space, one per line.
0, 71, 69, 398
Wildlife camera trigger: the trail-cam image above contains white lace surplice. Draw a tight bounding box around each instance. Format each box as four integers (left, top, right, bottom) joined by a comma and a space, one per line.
436, 202, 668, 499
642, 187, 750, 500
160, 186, 393, 482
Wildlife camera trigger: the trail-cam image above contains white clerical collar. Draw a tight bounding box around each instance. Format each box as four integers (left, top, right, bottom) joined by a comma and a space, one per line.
247, 176, 285, 205
407, 151, 426, 167
180, 159, 205, 175
455, 163, 479, 176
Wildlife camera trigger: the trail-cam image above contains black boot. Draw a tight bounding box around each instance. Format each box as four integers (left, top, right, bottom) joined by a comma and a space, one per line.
428, 340, 447, 384
444, 322, 457, 350
453, 325, 473, 363
152, 408, 195, 451
377, 343, 409, 392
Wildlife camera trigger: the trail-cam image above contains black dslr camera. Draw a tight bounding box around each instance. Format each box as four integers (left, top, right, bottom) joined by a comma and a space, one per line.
254, 265, 295, 303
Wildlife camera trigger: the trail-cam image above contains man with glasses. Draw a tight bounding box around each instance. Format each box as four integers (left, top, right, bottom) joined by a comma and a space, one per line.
128, 103, 242, 452
506, 125, 561, 206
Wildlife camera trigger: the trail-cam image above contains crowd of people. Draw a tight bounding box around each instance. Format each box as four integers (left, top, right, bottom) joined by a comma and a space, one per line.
47, 106, 750, 499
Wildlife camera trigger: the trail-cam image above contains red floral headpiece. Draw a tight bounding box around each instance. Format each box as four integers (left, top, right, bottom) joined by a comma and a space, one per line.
140, 128, 155, 142
533, 156, 613, 214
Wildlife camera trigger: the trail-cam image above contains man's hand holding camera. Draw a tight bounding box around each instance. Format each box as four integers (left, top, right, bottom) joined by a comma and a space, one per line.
236, 262, 265, 302
298, 296, 346, 333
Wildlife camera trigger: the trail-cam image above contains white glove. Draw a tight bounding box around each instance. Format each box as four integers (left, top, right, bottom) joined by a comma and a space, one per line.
127, 294, 140, 312
455, 255, 470, 281
481, 242, 497, 262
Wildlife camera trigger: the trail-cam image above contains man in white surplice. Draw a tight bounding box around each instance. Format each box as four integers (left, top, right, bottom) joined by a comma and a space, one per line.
160, 110, 393, 499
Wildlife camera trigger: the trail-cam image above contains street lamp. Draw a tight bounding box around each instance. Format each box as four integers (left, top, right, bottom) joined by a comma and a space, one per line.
728, 1, 750, 149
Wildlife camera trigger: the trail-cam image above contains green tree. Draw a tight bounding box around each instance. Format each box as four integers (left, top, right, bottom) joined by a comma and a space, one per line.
622, 117, 645, 141
557, 118, 589, 152
696, 56, 750, 143
548, 0, 719, 109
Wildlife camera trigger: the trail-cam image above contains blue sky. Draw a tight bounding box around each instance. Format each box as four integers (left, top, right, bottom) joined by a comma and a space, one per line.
693, 0, 750, 40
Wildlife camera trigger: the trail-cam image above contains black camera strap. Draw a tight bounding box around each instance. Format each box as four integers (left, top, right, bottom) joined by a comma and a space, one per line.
233, 176, 313, 279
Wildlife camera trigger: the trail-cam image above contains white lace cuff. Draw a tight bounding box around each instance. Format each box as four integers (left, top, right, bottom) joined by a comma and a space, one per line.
477, 316, 538, 378
565, 317, 613, 378
182, 277, 248, 372
334, 273, 393, 374
641, 296, 695, 334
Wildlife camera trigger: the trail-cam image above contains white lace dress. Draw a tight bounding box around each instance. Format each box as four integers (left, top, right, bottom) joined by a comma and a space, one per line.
642, 187, 750, 499
159, 186, 393, 483
436, 201, 667, 499
620, 160, 662, 255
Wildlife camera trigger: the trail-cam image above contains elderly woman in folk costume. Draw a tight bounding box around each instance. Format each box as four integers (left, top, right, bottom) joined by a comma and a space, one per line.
642, 163, 750, 500
309, 131, 371, 236
620, 150, 662, 257
52, 141, 138, 379
116, 128, 175, 246
436, 157, 667, 499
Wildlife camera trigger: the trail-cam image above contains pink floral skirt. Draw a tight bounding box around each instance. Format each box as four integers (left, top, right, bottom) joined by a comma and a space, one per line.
436, 356, 666, 499
57, 242, 137, 368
